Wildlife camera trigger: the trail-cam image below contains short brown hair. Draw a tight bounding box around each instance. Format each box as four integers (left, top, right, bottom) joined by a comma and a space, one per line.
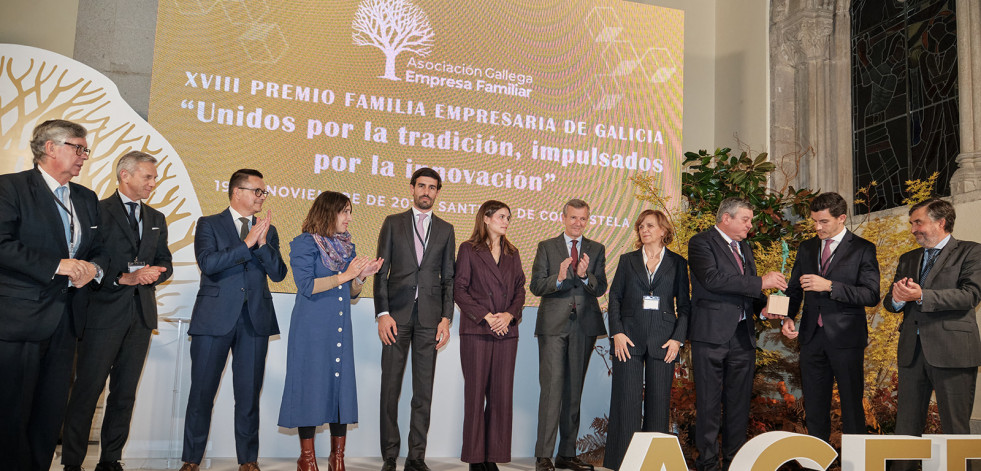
634, 209, 675, 248
910, 198, 955, 233
30, 119, 87, 164
810, 192, 847, 218
302, 191, 351, 237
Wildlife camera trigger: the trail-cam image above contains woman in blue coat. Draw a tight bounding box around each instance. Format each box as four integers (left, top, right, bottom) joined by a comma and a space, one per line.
279, 191, 383, 471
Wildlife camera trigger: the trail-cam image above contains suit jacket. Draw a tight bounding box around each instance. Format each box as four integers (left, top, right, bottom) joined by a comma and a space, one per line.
373, 210, 456, 327
86, 192, 173, 330
608, 248, 691, 354
885, 237, 981, 368
454, 241, 525, 338
688, 227, 766, 347
785, 231, 880, 348
187, 208, 288, 337
0, 168, 107, 341
529, 234, 607, 336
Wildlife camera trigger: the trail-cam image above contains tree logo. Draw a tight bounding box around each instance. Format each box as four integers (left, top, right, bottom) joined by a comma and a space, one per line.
352, 0, 435, 81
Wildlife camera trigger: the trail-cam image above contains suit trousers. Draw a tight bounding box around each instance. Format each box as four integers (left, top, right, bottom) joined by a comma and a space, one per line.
63, 305, 152, 465
692, 321, 755, 471
535, 327, 596, 458
182, 305, 269, 464
799, 326, 866, 441
604, 346, 676, 471
0, 306, 75, 471
379, 302, 438, 460
460, 334, 519, 464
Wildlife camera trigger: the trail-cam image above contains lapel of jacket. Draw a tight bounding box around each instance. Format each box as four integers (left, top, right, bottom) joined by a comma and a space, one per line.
108, 192, 140, 250
711, 229, 744, 274
923, 237, 957, 287
823, 231, 853, 275
68, 181, 96, 254
550, 234, 568, 264
652, 249, 676, 292
629, 249, 648, 284
218, 208, 242, 245
403, 210, 422, 266
29, 169, 70, 255
477, 244, 506, 287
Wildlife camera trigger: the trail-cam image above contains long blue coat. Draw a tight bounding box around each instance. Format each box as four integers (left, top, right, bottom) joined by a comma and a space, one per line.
278, 233, 358, 427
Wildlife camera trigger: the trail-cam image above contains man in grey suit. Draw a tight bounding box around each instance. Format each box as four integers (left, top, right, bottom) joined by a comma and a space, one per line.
374, 168, 456, 471
529, 199, 607, 471
61, 151, 173, 471
886, 198, 981, 470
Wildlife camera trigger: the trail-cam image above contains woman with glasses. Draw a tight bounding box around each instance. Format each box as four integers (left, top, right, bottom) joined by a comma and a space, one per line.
454, 200, 526, 471
603, 209, 691, 471
278, 191, 383, 471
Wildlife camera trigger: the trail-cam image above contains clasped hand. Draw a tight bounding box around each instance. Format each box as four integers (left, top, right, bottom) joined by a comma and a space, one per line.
484, 312, 512, 336
343, 256, 384, 282
57, 258, 97, 286
119, 266, 168, 285
892, 277, 922, 303
557, 253, 590, 282
244, 210, 272, 247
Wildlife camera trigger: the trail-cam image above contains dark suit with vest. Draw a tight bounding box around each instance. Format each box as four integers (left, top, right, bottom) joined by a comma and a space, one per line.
374, 209, 456, 460
687, 227, 765, 471
181, 208, 288, 465
885, 236, 981, 437
0, 168, 106, 471
454, 241, 525, 463
529, 233, 607, 459
62, 191, 173, 466
604, 248, 690, 470
784, 230, 880, 441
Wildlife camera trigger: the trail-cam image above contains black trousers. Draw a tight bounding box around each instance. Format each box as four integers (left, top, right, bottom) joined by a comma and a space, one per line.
692, 322, 755, 471
0, 306, 76, 471
379, 302, 438, 460
799, 326, 866, 441
62, 309, 152, 465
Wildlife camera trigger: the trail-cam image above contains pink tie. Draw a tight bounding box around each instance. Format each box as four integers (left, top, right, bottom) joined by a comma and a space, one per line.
414, 213, 427, 265
729, 241, 744, 274
818, 239, 833, 327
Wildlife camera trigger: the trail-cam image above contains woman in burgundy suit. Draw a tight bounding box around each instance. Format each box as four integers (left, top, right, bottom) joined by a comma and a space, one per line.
454, 200, 526, 471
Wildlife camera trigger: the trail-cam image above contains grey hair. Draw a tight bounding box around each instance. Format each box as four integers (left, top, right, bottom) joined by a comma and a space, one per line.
562, 198, 590, 215
30, 119, 87, 164
716, 197, 753, 223
116, 151, 158, 180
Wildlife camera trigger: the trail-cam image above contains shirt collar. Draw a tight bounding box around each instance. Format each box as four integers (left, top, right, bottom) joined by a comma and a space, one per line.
118, 190, 140, 206
714, 225, 736, 245
563, 233, 582, 247
228, 206, 249, 223
642, 245, 665, 264
826, 227, 847, 244
38, 166, 65, 193
411, 206, 433, 218
930, 234, 952, 251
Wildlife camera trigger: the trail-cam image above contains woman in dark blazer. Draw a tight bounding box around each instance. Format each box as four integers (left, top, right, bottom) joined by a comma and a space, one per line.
603, 209, 691, 471
454, 200, 526, 471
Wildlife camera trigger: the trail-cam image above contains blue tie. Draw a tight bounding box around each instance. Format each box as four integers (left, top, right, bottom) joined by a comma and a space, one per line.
920, 248, 940, 283
55, 186, 71, 245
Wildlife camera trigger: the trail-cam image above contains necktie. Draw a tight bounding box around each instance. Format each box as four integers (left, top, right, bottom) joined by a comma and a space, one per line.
920, 248, 940, 283
125, 202, 140, 238
239, 217, 250, 241
570, 239, 580, 316
55, 186, 71, 245
820, 239, 834, 275
729, 240, 744, 274
414, 213, 427, 265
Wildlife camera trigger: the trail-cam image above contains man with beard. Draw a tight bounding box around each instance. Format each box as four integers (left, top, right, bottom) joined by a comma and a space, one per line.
374, 168, 456, 471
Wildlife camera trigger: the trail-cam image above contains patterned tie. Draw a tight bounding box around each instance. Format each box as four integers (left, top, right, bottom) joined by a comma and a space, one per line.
414, 213, 427, 265
239, 217, 250, 241
920, 248, 940, 283
818, 239, 834, 327
125, 202, 140, 239
55, 186, 71, 245
729, 240, 744, 274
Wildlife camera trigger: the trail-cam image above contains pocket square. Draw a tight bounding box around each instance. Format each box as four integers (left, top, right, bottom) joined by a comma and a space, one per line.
90, 226, 98, 229
151, 227, 160, 230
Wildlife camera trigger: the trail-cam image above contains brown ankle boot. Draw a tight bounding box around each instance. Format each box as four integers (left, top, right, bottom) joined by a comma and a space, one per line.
297, 437, 319, 471
328, 436, 346, 471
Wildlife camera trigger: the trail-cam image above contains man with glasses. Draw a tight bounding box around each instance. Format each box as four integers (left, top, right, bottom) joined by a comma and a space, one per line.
0, 119, 107, 471
179, 169, 287, 471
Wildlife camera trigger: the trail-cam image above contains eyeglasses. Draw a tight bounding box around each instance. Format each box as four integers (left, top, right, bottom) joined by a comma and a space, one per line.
60, 141, 90, 156
238, 187, 270, 197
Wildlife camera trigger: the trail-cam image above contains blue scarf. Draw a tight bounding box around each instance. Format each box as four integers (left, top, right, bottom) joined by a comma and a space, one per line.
312, 232, 354, 272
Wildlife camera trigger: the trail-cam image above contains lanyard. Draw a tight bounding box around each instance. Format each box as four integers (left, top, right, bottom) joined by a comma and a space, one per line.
413, 216, 431, 250
52, 190, 76, 245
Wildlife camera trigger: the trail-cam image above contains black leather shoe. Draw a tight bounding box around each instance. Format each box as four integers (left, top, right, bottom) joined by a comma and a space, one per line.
537, 458, 556, 471
469, 464, 487, 471
381, 458, 398, 471
63, 466, 84, 471
555, 456, 594, 471
484, 463, 499, 471
404, 459, 431, 471
95, 462, 124, 471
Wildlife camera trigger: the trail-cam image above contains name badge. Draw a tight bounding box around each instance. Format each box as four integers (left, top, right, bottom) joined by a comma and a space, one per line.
643, 295, 660, 310
128, 260, 147, 273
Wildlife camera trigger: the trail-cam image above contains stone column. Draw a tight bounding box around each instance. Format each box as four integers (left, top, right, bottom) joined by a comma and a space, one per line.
950, 0, 981, 196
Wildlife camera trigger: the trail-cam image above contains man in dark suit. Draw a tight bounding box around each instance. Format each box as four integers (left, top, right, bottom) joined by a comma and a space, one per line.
885, 198, 981, 471
688, 197, 786, 471
374, 167, 456, 471
179, 169, 288, 471
778, 192, 880, 442
0, 119, 106, 471
529, 199, 607, 471
61, 151, 173, 471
